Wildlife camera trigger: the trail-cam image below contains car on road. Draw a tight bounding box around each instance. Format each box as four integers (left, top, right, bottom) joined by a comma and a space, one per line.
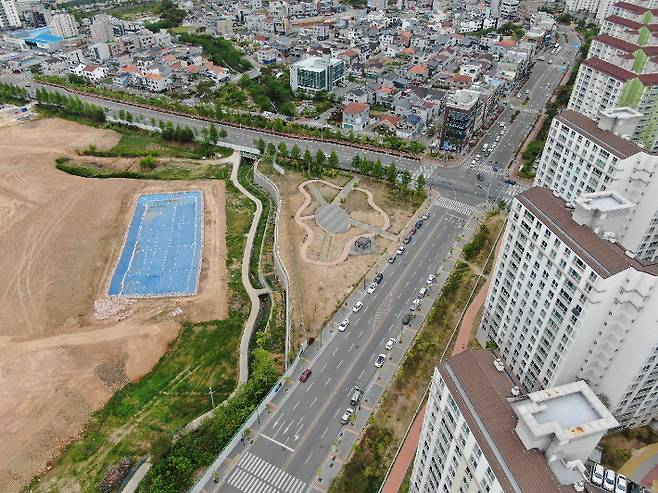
418, 287, 429, 297
385, 338, 396, 350
477, 173, 484, 181
591, 464, 605, 486
403, 235, 412, 244
409, 227, 416, 235
615, 475, 628, 493
525, 89, 530, 94
476, 154, 482, 159
471, 159, 477, 166
338, 319, 349, 332
367, 282, 378, 294
410, 298, 421, 311
374, 353, 386, 368
504, 178, 517, 185
427, 274, 436, 284
340, 408, 354, 425
388, 255, 396, 263
499, 122, 505, 128
422, 212, 430, 220
604, 470, 616, 491
353, 301, 364, 312
350, 387, 363, 406
415, 220, 423, 229
402, 313, 414, 325
396, 245, 406, 255
374, 272, 383, 284
299, 368, 312, 382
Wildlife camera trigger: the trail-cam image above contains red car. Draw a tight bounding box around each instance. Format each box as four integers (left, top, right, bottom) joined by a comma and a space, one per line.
299, 368, 312, 382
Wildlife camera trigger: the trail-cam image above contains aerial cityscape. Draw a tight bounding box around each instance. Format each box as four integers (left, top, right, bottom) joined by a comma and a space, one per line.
0, 0, 656, 491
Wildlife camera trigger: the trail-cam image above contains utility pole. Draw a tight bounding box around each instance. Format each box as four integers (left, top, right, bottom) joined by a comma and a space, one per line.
209, 386, 215, 408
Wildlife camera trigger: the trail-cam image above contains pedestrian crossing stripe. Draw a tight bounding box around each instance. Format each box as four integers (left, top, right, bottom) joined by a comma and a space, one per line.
470, 163, 500, 175
434, 197, 475, 216
411, 164, 435, 180
227, 452, 307, 493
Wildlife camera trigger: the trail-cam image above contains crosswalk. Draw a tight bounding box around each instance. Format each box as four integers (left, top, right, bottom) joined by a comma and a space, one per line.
469, 163, 501, 175
434, 197, 475, 216
227, 452, 307, 493
497, 184, 525, 204
518, 107, 539, 115
411, 164, 436, 180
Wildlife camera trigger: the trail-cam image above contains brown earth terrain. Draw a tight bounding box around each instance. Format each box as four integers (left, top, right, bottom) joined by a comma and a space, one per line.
0, 118, 228, 492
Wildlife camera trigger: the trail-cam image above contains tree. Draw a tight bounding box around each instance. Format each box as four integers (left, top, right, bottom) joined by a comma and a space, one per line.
351, 155, 361, 169
218, 127, 228, 138
328, 150, 339, 168
266, 142, 276, 156
207, 123, 219, 144
416, 173, 427, 193
400, 170, 412, 191
290, 144, 301, 161
315, 149, 326, 168
372, 158, 384, 178
277, 142, 288, 158
255, 137, 266, 155
385, 162, 397, 186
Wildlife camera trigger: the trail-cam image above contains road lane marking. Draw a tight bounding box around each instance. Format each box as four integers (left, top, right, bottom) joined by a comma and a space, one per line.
260, 433, 295, 452
324, 376, 332, 386
320, 426, 329, 439
292, 401, 300, 411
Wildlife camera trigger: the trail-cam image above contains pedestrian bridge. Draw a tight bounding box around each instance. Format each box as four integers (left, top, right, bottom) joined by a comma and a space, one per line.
220, 142, 261, 159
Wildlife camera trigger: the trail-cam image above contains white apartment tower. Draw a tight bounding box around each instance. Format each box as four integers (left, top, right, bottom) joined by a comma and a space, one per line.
534, 108, 658, 263
0, 0, 21, 29
477, 187, 658, 428
90, 14, 114, 43
49, 11, 78, 38
410, 350, 618, 493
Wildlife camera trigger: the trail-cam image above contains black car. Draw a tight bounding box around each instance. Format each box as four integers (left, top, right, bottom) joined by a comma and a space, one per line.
477, 173, 484, 181
374, 272, 383, 284
415, 220, 423, 229
402, 313, 414, 325
504, 178, 517, 185
403, 235, 412, 244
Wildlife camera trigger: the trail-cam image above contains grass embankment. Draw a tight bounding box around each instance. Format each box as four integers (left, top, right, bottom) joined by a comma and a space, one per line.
28, 152, 278, 492
329, 209, 506, 493
600, 427, 658, 469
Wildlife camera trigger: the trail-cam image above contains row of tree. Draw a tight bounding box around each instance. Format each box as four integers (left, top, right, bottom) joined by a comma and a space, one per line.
0, 82, 29, 104
35, 88, 106, 122
254, 137, 339, 177
351, 155, 426, 194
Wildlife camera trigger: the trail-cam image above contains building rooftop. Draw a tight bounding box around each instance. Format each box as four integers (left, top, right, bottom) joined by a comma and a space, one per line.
556, 109, 641, 159
575, 191, 634, 213
441, 350, 576, 493
446, 89, 479, 109
293, 55, 341, 71
343, 102, 369, 114
517, 187, 658, 278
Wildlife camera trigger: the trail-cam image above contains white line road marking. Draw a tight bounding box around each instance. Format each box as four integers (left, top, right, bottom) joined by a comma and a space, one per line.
292, 401, 300, 411
336, 359, 344, 369
324, 376, 332, 386
310, 396, 318, 407
260, 433, 295, 452
347, 343, 355, 352
320, 427, 329, 439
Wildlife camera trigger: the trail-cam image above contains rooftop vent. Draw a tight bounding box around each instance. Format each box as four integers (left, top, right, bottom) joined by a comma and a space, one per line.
625, 250, 636, 259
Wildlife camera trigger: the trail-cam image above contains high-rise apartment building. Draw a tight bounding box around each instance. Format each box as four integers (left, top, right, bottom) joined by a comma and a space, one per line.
477, 187, 658, 427
90, 13, 114, 43
0, 0, 21, 29
410, 350, 617, 493
48, 11, 78, 38
567, 1, 658, 151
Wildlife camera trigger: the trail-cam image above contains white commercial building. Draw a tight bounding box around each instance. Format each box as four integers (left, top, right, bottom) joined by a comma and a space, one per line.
411, 350, 617, 493
477, 187, 658, 428
0, 0, 20, 28
534, 109, 658, 263
290, 52, 345, 93
48, 11, 78, 38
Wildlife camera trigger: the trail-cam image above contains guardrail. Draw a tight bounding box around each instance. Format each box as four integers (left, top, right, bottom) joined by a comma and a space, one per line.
253, 162, 293, 368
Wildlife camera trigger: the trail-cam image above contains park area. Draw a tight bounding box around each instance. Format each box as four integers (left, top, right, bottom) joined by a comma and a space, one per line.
0, 118, 230, 491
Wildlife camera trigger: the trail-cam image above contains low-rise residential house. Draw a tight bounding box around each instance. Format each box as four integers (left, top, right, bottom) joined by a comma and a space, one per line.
408, 63, 429, 82
344, 87, 375, 105
378, 112, 401, 131
255, 47, 277, 64
396, 112, 423, 138
41, 56, 68, 76
142, 72, 169, 92
449, 73, 472, 89
342, 102, 370, 131
72, 63, 108, 81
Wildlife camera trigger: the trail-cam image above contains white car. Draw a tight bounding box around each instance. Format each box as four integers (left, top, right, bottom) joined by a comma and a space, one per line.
340, 408, 354, 425
476, 154, 482, 159
367, 282, 378, 294
338, 319, 349, 332
353, 301, 363, 312
422, 212, 430, 220
410, 298, 421, 311
615, 475, 628, 493
604, 470, 616, 492
427, 274, 436, 284
374, 353, 386, 368
396, 245, 405, 255
385, 338, 396, 350
591, 464, 604, 486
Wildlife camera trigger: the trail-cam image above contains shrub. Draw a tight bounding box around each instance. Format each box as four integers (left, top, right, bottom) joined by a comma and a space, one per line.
140, 155, 158, 170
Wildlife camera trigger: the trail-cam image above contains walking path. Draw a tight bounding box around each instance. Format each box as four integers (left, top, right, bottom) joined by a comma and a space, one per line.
228, 152, 271, 384
620, 443, 658, 490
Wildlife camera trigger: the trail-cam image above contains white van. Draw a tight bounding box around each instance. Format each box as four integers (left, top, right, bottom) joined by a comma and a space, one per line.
418, 287, 429, 298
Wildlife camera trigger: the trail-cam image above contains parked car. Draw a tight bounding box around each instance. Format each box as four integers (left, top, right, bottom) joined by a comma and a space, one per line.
396, 245, 406, 255
367, 282, 377, 294
340, 408, 354, 425
422, 212, 430, 220
415, 220, 423, 229
418, 287, 429, 297
505, 178, 517, 185
403, 236, 412, 244
591, 464, 604, 486
615, 475, 628, 493
385, 338, 396, 350
374, 353, 386, 368
299, 368, 312, 382
402, 313, 414, 325
604, 470, 616, 491
410, 298, 421, 311
353, 301, 364, 312
427, 274, 436, 284
374, 272, 383, 284
409, 227, 416, 235
477, 173, 484, 182
350, 387, 362, 406
388, 255, 396, 263
338, 319, 349, 332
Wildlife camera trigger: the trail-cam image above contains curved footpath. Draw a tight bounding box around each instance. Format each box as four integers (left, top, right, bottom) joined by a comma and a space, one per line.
227, 152, 270, 384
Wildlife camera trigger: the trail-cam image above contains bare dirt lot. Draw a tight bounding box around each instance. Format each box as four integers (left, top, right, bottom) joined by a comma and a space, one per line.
264, 166, 420, 347
0, 118, 228, 492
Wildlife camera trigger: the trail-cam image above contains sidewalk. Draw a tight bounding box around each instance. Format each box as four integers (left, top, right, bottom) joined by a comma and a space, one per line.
380, 224, 502, 493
